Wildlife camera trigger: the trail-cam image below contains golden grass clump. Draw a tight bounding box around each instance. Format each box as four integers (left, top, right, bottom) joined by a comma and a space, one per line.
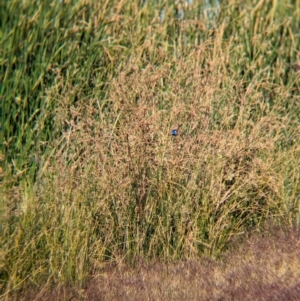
38, 56, 298, 265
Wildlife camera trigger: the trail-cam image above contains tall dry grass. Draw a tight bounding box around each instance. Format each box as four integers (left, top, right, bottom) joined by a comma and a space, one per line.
1, 0, 300, 299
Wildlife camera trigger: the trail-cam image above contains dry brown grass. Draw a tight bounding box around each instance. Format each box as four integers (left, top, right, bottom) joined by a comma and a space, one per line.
1, 0, 299, 299
42, 57, 295, 260
16, 225, 300, 301
2, 55, 299, 299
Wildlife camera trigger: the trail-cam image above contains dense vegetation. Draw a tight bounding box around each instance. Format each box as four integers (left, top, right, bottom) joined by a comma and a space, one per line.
0, 0, 299, 299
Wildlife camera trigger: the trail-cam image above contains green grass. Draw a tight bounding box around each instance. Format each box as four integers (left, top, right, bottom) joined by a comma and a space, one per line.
0, 0, 300, 299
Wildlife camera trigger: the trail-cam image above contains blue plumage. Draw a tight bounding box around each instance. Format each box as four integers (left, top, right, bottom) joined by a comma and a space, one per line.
171, 129, 178, 136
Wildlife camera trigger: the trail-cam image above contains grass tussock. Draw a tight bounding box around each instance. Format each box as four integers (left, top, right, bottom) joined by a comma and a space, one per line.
47, 59, 297, 261
0, 0, 300, 298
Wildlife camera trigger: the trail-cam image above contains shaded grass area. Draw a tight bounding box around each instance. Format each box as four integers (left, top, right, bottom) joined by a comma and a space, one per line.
15, 226, 300, 301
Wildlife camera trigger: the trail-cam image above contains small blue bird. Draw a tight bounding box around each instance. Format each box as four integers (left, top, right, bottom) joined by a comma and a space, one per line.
170, 124, 182, 136
171, 129, 178, 136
